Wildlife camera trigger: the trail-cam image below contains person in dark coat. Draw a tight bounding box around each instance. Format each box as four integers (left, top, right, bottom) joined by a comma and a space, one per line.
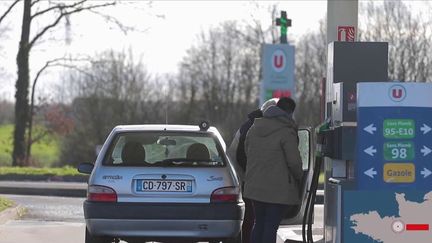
227, 98, 279, 243
244, 97, 302, 243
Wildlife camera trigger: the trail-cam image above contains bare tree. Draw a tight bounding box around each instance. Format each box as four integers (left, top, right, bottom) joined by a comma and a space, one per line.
294, 19, 327, 126
359, 0, 432, 82
26, 57, 91, 165
176, 21, 264, 139
59, 49, 155, 166
0, 0, 19, 26
0, 0, 132, 166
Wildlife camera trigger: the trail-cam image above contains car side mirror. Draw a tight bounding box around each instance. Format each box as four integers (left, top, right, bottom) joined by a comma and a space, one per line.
77, 162, 94, 174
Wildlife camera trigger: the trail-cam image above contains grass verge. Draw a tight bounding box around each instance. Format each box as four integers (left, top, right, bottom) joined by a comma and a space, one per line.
0, 124, 60, 167
0, 197, 13, 213
0, 166, 81, 176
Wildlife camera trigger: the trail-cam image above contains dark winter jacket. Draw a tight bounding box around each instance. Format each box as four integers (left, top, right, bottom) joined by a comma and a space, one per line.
236, 109, 263, 171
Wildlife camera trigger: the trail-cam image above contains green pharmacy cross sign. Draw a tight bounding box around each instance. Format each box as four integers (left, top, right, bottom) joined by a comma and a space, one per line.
276, 11, 292, 44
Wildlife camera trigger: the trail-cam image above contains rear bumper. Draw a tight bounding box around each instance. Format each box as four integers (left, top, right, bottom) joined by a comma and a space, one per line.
84, 201, 244, 238
86, 219, 242, 238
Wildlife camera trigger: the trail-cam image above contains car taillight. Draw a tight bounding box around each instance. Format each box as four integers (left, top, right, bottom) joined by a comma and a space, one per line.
87, 185, 117, 202
211, 186, 239, 203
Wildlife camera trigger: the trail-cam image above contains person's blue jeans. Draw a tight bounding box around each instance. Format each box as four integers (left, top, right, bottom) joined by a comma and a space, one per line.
250, 200, 287, 243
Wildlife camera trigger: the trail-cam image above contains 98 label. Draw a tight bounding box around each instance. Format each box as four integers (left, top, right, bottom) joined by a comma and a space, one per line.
383, 141, 414, 161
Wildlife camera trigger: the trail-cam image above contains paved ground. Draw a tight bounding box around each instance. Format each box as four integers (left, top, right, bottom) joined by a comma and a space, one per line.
4, 194, 84, 222
0, 194, 85, 243
277, 205, 324, 243
0, 187, 324, 243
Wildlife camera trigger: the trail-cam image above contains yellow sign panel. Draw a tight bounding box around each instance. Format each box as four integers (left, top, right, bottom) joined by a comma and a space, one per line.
383, 163, 415, 183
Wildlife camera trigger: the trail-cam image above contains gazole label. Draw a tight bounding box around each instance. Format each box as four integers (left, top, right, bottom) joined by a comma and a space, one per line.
383, 163, 415, 183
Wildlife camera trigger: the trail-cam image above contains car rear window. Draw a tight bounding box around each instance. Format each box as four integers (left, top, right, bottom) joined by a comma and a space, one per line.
103, 131, 226, 167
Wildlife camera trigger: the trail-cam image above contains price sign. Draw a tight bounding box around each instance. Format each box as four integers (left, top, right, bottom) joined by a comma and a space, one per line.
357, 82, 432, 190
383, 119, 415, 139
383, 141, 414, 160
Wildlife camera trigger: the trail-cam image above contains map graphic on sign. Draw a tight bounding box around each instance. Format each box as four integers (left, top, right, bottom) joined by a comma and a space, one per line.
345, 191, 432, 243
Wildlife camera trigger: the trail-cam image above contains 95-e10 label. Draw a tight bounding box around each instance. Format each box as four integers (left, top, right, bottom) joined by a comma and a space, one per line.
383, 119, 415, 139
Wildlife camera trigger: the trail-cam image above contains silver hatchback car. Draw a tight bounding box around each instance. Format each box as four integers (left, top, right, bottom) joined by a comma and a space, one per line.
78, 122, 244, 243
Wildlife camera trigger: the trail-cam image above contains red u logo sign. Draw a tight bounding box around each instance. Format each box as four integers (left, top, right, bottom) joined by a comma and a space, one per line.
392, 89, 402, 99
389, 85, 406, 102
274, 55, 284, 68
271, 50, 286, 72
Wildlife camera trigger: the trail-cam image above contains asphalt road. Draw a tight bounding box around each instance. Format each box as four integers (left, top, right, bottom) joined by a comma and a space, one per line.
4, 194, 85, 222
0, 194, 86, 243
0, 194, 324, 243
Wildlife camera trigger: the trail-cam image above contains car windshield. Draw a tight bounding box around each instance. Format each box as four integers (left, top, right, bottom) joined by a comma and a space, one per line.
103, 131, 225, 167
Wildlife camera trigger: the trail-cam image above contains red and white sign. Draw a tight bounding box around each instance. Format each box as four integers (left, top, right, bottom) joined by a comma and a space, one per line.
272, 89, 291, 98
337, 26, 355, 42
271, 49, 286, 72
358, 83, 432, 108
389, 84, 406, 102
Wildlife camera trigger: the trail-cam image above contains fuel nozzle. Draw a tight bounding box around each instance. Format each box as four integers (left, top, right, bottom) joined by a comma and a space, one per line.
315, 118, 333, 158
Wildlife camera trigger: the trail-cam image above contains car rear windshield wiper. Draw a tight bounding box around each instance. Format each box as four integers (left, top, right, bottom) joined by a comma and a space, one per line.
152, 158, 222, 167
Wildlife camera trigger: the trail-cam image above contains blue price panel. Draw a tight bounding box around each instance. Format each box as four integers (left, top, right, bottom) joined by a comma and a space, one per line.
356, 107, 432, 190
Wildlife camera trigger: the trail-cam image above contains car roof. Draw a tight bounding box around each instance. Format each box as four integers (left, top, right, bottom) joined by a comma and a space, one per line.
112, 124, 217, 133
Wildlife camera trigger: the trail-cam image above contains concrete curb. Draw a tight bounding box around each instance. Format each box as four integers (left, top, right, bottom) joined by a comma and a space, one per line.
0, 186, 86, 197
0, 205, 24, 224
0, 181, 87, 198
0, 175, 88, 183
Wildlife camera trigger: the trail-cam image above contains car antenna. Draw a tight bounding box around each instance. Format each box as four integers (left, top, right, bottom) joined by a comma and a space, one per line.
165, 84, 168, 124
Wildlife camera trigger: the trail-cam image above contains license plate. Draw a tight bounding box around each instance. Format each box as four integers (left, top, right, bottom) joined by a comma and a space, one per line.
136, 179, 192, 192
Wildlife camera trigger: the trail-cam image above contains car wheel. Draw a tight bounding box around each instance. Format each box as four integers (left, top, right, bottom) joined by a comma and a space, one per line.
222, 231, 242, 243
85, 228, 113, 243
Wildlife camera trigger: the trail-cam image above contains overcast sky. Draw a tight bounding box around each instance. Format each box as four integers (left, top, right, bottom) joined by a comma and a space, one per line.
2, 0, 428, 103
0, 1, 329, 101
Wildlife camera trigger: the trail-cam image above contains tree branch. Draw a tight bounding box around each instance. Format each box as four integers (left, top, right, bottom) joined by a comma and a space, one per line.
88, 9, 137, 35
29, 1, 116, 48
31, 0, 43, 7
0, 0, 20, 25
30, 0, 86, 20
30, 129, 50, 144
32, 57, 92, 90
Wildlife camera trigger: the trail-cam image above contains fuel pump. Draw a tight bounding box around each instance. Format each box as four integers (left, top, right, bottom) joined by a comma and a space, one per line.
323, 41, 389, 243
298, 41, 389, 243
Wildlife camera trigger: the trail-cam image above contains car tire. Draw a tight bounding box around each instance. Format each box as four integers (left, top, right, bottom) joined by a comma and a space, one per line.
85, 228, 113, 243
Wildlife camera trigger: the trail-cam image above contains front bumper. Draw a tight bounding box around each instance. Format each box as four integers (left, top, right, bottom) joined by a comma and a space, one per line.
84, 201, 244, 238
